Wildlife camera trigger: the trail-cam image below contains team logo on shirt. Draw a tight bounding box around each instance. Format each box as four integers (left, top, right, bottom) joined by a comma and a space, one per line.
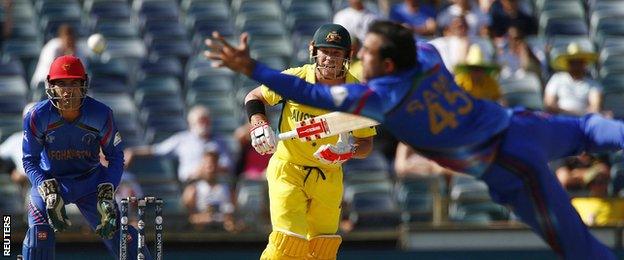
45, 132, 55, 144
330, 85, 348, 106
113, 132, 122, 146
82, 133, 96, 145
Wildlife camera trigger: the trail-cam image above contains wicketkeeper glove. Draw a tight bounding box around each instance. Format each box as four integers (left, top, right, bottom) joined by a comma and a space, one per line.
313, 133, 355, 165
250, 122, 277, 155
37, 179, 72, 232
95, 183, 118, 239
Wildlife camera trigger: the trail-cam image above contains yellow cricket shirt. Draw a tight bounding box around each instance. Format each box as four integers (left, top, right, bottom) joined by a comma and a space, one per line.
260, 64, 376, 167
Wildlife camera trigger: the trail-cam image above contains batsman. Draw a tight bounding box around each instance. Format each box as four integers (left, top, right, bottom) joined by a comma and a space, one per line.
243, 24, 375, 259
21, 55, 151, 259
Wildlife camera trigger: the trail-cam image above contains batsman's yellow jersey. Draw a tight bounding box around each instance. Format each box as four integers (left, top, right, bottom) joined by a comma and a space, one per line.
260, 64, 376, 167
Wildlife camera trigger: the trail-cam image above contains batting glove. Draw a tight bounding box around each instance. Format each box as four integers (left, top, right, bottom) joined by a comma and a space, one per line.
314, 133, 355, 165
250, 122, 277, 155
95, 183, 118, 239
37, 179, 72, 232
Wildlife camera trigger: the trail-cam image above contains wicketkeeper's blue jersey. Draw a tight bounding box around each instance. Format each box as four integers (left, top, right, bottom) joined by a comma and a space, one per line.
23, 96, 124, 188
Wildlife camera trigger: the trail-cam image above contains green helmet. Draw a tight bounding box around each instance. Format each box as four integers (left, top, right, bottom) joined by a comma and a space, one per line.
311, 23, 352, 51
310, 24, 352, 80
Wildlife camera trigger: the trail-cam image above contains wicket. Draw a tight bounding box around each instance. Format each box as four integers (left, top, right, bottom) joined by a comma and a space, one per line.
120, 196, 164, 260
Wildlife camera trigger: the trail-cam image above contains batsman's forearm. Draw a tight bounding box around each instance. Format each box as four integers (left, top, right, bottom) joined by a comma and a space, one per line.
352, 137, 373, 159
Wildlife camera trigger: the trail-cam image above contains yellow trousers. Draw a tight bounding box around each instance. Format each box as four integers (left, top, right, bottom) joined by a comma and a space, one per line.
260, 157, 344, 259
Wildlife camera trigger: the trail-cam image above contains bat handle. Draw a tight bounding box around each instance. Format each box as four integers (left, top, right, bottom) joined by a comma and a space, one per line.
278, 131, 297, 140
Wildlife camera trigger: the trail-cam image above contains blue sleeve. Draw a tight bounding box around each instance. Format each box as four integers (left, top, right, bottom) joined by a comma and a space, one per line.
99, 109, 124, 187
250, 63, 384, 121
22, 110, 47, 187
389, 6, 403, 23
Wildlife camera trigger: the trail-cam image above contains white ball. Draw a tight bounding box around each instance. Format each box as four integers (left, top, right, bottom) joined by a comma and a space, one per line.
87, 33, 106, 54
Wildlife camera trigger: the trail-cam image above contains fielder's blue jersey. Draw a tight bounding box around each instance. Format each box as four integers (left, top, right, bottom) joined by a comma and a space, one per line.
23, 96, 124, 187
251, 42, 511, 175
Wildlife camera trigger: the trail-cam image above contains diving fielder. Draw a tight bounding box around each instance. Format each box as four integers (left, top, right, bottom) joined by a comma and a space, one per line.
245, 24, 375, 259
206, 21, 619, 259
21, 55, 150, 259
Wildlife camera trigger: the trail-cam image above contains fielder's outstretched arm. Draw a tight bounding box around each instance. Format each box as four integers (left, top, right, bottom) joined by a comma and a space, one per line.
204, 32, 384, 122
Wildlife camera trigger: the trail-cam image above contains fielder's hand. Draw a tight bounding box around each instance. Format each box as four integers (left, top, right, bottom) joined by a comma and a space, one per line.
37, 179, 72, 232
314, 133, 355, 164
250, 122, 277, 155
95, 183, 118, 239
204, 31, 255, 76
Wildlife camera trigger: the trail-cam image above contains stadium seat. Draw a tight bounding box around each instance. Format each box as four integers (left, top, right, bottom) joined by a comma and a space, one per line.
396, 176, 442, 223
343, 170, 390, 185
602, 90, 624, 118
448, 175, 510, 223
126, 155, 177, 184
498, 71, 542, 94
144, 21, 188, 41
594, 17, 624, 45
186, 75, 234, 95
90, 93, 139, 121
0, 114, 23, 139
9, 22, 39, 40
147, 39, 193, 60
101, 38, 147, 61
138, 97, 185, 116
95, 21, 140, 39
88, 58, 130, 84
502, 90, 544, 110
0, 75, 29, 96
344, 182, 401, 230
236, 179, 270, 230
86, 0, 131, 20
139, 57, 183, 80
610, 162, 624, 196
343, 150, 389, 173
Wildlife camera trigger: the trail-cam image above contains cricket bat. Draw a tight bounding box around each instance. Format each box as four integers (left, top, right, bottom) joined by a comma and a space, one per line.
278, 112, 379, 141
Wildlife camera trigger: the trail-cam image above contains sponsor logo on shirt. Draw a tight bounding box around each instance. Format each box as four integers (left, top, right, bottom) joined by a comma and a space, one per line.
47, 149, 92, 160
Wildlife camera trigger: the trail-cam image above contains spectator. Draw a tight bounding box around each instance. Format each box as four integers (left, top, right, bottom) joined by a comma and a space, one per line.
0, 103, 36, 199
429, 15, 494, 72
454, 44, 502, 101
333, 0, 380, 42
182, 144, 236, 232
496, 25, 542, 82
544, 43, 602, 116
555, 153, 623, 226
389, 0, 437, 37
437, 0, 491, 37
1, 0, 12, 48
30, 24, 90, 89
394, 142, 457, 187
125, 105, 233, 183
556, 153, 610, 198
232, 123, 270, 181
348, 35, 364, 81
488, 0, 537, 38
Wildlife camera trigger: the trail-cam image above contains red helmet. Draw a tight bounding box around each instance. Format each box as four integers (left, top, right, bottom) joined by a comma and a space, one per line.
47, 55, 87, 81
45, 55, 89, 110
